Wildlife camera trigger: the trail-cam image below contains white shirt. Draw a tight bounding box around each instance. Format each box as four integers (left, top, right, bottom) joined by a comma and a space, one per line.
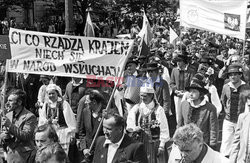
104, 133, 125, 163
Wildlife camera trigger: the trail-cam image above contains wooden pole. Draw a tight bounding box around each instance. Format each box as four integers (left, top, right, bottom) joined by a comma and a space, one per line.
1, 60, 8, 111
65, 0, 74, 35
88, 43, 134, 153
1, 60, 9, 131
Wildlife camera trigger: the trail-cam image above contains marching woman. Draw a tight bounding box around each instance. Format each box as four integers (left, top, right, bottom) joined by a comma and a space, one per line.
38, 84, 77, 154
126, 84, 170, 163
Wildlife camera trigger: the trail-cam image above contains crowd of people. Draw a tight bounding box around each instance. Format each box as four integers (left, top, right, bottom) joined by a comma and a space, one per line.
0, 5, 250, 163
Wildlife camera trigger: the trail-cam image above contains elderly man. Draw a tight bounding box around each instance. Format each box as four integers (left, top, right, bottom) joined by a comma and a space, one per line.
169, 123, 229, 163
92, 110, 148, 163
0, 89, 37, 163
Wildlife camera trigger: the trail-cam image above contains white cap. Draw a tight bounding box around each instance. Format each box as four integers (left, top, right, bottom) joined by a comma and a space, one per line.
46, 84, 62, 96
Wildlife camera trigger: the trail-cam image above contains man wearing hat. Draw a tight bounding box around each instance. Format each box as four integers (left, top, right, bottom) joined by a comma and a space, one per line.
178, 73, 218, 149
170, 54, 196, 123
114, 57, 140, 116
220, 63, 249, 157
146, 62, 171, 116
137, 55, 148, 77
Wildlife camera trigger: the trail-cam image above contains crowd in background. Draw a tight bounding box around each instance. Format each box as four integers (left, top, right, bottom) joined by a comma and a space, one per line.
0, 6, 250, 163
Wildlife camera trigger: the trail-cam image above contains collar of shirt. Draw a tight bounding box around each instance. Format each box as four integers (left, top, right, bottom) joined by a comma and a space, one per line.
72, 79, 83, 86
147, 75, 161, 84
193, 144, 208, 163
104, 133, 125, 148
228, 80, 246, 91
133, 71, 138, 77
177, 65, 188, 71
188, 98, 207, 108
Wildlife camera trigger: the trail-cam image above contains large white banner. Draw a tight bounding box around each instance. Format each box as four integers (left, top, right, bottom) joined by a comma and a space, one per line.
8, 28, 134, 81
180, 0, 248, 40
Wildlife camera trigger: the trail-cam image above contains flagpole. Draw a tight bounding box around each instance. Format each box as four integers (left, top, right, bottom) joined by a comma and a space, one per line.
87, 42, 134, 155
242, 3, 248, 57
1, 60, 9, 131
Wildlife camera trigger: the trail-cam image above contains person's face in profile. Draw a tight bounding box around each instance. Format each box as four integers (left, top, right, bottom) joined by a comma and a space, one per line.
126, 63, 137, 75
103, 117, 123, 143
85, 95, 97, 111
5, 94, 20, 112
41, 78, 50, 85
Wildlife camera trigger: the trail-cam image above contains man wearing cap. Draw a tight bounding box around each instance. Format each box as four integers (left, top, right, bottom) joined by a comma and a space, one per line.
114, 57, 139, 116
146, 62, 171, 116
170, 54, 195, 123
220, 63, 249, 157
122, 57, 142, 114
178, 73, 218, 149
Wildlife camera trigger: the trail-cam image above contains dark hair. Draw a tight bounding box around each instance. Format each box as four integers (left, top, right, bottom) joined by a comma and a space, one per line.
35, 123, 59, 143
103, 109, 125, 129
8, 89, 27, 107
87, 89, 105, 104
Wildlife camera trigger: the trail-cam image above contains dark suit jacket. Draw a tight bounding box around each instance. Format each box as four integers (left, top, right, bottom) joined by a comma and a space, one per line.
178, 100, 218, 147
76, 95, 104, 149
17, 74, 41, 113
64, 81, 86, 113
154, 78, 171, 114
6, 108, 37, 163
92, 134, 148, 163
170, 66, 195, 93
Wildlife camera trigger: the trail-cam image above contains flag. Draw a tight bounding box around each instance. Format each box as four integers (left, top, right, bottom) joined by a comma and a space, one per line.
246, 8, 250, 28
84, 12, 95, 37
180, 0, 248, 40
170, 27, 178, 44
138, 12, 153, 56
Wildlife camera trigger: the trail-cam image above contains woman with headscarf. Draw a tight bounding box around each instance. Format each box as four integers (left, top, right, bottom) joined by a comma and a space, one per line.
38, 84, 76, 154
126, 84, 170, 163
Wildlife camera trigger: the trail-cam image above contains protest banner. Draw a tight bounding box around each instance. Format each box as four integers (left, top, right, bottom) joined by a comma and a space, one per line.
0, 35, 11, 60
8, 28, 134, 81
180, 0, 248, 40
